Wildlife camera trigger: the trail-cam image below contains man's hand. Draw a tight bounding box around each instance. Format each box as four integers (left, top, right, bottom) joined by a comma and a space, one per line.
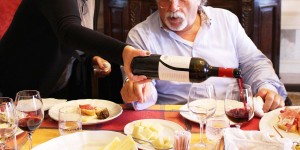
122, 45, 150, 82
120, 79, 152, 103
256, 88, 285, 112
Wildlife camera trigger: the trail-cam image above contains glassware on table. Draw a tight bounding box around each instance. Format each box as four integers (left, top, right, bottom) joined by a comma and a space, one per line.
224, 83, 254, 128
0, 97, 18, 150
206, 115, 230, 141
15, 90, 44, 150
173, 130, 191, 150
187, 83, 217, 148
58, 106, 82, 136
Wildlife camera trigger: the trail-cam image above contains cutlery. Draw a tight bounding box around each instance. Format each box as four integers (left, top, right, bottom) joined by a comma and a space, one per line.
272, 125, 283, 138
132, 137, 173, 150
273, 125, 300, 147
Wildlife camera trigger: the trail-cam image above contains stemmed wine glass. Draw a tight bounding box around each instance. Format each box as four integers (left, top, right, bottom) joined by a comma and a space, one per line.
224, 83, 254, 128
0, 97, 18, 150
15, 90, 44, 150
187, 83, 217, 148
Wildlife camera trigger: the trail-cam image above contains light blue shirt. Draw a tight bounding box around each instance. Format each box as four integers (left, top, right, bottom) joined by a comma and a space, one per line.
126, 6, 287, 106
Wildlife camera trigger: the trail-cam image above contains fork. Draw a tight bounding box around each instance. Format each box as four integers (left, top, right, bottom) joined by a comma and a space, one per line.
132, 137, 173, 150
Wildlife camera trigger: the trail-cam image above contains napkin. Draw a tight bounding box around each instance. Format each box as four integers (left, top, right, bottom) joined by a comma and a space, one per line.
224, 128, 293, 150
254, 96, 265, 118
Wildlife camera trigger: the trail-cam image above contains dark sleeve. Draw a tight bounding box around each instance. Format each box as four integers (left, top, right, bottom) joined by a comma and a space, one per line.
34, 0, 125, 65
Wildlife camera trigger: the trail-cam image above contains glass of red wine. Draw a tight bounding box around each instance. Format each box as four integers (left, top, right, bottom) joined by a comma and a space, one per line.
224, 83, 254, 128
15, 90, 44, 150
0, 97, 18, 150
187, 83, 216, 148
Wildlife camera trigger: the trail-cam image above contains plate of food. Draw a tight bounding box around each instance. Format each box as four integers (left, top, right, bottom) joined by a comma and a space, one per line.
179, 100, 235, 125
124, 119, 185, 150
259, 106, 300, 142
32, 131, 137, 150
48, 99, 123, 125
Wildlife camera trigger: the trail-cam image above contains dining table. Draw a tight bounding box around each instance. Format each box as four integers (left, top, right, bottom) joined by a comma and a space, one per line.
14, 104, 260, 150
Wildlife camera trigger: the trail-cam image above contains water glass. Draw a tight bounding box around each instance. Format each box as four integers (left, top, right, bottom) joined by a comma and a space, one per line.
58, 106, 82, 136
206, 115, 230, 141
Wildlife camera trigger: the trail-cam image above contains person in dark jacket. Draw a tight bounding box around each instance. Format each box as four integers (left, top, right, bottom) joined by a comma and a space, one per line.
0, 0, 149, 99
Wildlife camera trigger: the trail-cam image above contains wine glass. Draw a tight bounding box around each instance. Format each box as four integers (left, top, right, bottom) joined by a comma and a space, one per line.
187, 83, 217, 148
224, 83, 254, 128
0, 97, 18, 150
15, 90, 44, 150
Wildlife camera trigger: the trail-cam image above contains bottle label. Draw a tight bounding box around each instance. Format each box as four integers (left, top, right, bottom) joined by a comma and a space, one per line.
159, 55, 190, 82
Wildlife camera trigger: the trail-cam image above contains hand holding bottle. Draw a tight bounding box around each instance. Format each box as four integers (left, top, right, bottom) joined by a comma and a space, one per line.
122, 46, 151, 82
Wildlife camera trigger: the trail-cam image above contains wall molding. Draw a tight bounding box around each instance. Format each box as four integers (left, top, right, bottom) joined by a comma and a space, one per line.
281, 0, 300, 29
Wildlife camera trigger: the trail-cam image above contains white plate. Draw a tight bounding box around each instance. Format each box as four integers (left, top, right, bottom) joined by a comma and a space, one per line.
42, 98, 67, 111
180, 100, 235, 125
259, 106, 300, 142
124, 119, 185, 150
48, 99, 123, 125
32, 131, 137, 150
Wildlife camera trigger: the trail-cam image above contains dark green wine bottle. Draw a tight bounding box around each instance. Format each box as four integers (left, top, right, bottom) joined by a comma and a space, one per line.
131, 54, 241, 82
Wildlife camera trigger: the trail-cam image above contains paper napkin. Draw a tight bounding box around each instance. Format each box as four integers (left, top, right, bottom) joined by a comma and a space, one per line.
254, 96, 265, 118
224, 128, 293, 150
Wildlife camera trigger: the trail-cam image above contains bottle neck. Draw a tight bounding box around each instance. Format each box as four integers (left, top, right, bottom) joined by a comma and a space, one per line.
210, 67, 241, 78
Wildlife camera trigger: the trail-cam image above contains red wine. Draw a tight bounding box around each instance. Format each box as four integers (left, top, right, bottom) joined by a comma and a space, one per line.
18, 117, 42, 132
237, 78, 247, 110
225, 108, 251, 123
131, 54, 241, 82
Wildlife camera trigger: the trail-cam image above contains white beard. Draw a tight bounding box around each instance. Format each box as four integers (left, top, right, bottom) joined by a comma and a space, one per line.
164, 12, 187, 31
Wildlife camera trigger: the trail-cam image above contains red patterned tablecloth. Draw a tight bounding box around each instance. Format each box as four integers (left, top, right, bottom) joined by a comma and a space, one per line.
41, 105, 260, 133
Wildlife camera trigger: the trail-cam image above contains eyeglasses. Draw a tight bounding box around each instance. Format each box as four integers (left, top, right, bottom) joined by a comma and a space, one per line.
158, 0, 189, 8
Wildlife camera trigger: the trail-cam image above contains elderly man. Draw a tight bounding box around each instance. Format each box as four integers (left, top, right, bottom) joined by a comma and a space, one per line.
121, 0, 287, 112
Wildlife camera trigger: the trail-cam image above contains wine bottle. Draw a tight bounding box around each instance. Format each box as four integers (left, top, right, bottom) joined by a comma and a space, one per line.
131, 54, 241, 82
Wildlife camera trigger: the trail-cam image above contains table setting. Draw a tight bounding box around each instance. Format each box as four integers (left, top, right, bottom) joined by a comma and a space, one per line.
1, 87, 297, 150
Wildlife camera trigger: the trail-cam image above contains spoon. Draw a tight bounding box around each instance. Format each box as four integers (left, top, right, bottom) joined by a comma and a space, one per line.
132, 137, 173, 150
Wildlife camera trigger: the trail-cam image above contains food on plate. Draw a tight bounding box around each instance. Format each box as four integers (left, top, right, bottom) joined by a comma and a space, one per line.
277, 107, 300, 134
152, 136, 172, 149
99, 135, 136, 150
79, 104, 110, 122
131, 121, 172, 148
79, 104, 96, 116
96, 107, 109, 119
295, 143, 300, 150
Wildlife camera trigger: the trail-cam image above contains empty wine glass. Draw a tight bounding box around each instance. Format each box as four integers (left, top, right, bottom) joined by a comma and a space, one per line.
15, 90, 44, 150
0, 97, 18, 150
224, 83, 254, 128
187, 83, 216, 148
